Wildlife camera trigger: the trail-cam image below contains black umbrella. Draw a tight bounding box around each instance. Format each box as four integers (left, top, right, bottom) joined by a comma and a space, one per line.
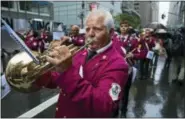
145, 22, 167, 30
155, 29, 172, 39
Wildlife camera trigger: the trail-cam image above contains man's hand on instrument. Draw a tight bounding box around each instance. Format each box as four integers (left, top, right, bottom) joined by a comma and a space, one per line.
48, 40, 63, 50
48, 36, 71, 50
126, 52, 134, 58
61, 36, 72, 42
46, 45, 72, 72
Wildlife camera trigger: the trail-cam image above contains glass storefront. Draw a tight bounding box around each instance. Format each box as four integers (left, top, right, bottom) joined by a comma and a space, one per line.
1, 1, 14, 8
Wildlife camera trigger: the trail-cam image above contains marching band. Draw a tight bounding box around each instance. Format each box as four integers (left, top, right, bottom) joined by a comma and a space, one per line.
1, 9, 184, 118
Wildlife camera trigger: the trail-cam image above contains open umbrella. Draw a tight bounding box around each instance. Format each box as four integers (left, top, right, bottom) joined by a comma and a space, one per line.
145, 22, 167, 30
155, 28, 172, 38
155, 29, 167, 34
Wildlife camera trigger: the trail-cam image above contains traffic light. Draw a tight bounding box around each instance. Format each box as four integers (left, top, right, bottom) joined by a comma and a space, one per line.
161, 14, 166, 19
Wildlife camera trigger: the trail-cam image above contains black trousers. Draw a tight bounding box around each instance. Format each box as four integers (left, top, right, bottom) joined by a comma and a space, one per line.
112, 71, 133, 118
139, 59, 150, 79
121, 71, 133, 117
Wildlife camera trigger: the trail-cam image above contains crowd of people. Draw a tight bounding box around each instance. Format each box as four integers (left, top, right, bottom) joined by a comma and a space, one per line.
1, 9, 185, 118
34, 9, 184, 118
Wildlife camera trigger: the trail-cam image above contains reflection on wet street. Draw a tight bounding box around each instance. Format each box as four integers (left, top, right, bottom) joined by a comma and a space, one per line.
127, 69, 185, 118
1, 88, 59, 118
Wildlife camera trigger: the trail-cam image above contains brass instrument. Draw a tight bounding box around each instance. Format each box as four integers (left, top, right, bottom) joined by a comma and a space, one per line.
5, 38, 95, 93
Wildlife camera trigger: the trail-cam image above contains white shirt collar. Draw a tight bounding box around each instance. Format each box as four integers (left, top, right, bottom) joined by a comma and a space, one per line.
96, 40, 112, 54
88, 40, 112, 54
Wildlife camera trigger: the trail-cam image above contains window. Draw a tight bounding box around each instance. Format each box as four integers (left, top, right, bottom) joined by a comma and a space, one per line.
110, 9, 114, 14
38, 2, 51, 14
19, 1, 38, 12
81, 1, 85, 9
111, 1, 114, 5
134, 3, 139, 6
40, 5, 50, 14
19, 1, 51, 15
19, 1, 31, 11
1, 1, 13, 8
134, 7, 139, 10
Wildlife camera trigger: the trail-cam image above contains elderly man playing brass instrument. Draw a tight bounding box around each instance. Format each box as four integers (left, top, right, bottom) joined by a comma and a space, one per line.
35, 9, 129, 118
69, 25, 85, 46
48, 25, 85, 51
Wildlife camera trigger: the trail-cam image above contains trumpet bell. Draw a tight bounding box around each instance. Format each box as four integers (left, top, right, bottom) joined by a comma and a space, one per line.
5, 51, 41, 93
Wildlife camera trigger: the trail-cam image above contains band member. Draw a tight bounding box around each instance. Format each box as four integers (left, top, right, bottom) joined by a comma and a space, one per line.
25, 31, 45, 53
25, 30, 33, 44
120, 21, 138, 53
24, 30, 35, 49
67, 25, 85, 46
111, 21, 138, 117
59, 25, 85, 46
112, 21, 138, 58
35, 9, 129, 118
127, 29, 154, 80
138, 29, 153, 79
40, 28, 49, 42
143, 29, 156, 79
153, 33, 168, 84
144, 29, 156, 50
111, 30, 126, 57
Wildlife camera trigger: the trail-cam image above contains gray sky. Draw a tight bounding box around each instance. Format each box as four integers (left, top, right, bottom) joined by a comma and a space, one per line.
159, 2, 170, 25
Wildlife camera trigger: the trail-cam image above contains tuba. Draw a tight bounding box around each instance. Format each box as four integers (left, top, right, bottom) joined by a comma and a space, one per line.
5, 38, 95, 93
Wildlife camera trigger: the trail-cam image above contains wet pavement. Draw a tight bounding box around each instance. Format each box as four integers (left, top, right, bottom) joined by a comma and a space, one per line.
1, 88, 59, 118
127, 69, 185, 118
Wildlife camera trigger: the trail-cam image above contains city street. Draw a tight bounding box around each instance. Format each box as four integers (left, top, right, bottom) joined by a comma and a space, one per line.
1, 67, 184, 118
127, 69, 185, 118
1, 1, 185, 118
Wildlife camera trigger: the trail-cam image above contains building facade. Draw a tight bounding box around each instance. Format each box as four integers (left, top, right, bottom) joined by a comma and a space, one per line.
121, 1, 159, 27
53, 1, 122, 29
135, 1, 159, 27
53, 1, 159, 29
121, 1, 140, 18
151, 2, 159, 22
1, 1, 54, 31
167, 1, 185, 28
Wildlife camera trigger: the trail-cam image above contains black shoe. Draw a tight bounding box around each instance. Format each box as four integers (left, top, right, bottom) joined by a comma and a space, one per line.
172, 79, 178, 84
144, 75, 149, 80
139, 77, 145, 80
121, 114, 126, 118
177, 80, 184, 86
139, 76, 146, 80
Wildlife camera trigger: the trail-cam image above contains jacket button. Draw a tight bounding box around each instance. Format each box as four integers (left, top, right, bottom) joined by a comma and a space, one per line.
56, 107, 58, 111
63, 93, 66, 96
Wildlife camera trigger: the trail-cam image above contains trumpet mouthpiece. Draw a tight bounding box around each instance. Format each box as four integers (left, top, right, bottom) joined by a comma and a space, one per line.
86, 37, 97, 44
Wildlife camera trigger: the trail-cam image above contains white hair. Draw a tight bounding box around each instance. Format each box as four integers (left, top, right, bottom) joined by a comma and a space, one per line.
85, 9, 115, 32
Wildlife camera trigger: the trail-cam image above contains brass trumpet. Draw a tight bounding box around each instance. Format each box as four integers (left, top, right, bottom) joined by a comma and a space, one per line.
5, 38, 95, 93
